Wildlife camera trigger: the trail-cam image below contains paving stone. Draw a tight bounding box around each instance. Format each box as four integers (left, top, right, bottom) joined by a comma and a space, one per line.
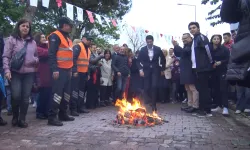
109, 141, 124, 145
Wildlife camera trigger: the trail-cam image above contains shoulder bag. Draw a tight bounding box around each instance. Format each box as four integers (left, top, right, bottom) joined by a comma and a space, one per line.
11, 41, 28, 70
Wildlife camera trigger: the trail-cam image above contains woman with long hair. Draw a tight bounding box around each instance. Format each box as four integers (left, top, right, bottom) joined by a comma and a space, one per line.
209, 34, 230, 115
34, 32, 52, 119
3, 19, 38, 128
100, 50, 113, 106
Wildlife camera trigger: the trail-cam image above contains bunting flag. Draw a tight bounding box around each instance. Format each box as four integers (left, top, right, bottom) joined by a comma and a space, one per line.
104, 17, 110, 27
145, 30, 149, 33
95, 14, 102, 24
30, 0, 38, 7
86, 10, 94, 23
111, 19, 117, 27
76, 7, 83, 21
56, 0, 62, 7
66, 3, 74, 20
42, 0, 50, 8
131, 26, 136, 32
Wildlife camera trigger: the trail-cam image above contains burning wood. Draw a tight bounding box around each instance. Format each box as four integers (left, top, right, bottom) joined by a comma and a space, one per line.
114, 97, 164, 127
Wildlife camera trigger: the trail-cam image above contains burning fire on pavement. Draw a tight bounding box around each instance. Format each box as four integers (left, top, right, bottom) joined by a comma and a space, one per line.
114, 97, 166, 127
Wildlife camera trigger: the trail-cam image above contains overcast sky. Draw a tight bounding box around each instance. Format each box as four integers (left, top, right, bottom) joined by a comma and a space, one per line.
117, 0, 230, 49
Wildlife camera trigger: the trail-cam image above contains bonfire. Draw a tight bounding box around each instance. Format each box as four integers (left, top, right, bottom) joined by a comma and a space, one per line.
114, 97, 164, 127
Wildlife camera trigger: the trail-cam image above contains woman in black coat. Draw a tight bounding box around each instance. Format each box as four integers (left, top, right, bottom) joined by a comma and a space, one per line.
209, 34, 230, 115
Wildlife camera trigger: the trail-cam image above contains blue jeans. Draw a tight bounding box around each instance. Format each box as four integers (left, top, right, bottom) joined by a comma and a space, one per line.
115, 76, 128, 100
236, 86, 250, 111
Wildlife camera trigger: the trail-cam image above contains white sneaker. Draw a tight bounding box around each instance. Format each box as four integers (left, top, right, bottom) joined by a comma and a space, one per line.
32, 101, 37, 108
182, 99, 187, 104
206, 113, 213, 117
222, 107, 229, 116
211, 106, 222, 112
235, 110, 241, 114
244, 109, 250, 113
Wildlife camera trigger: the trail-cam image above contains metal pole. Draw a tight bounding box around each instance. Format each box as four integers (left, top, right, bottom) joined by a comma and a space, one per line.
194, 5, 196, 22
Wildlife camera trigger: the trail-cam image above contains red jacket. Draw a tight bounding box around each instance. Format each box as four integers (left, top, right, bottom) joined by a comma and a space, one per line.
37, 44, 51, 87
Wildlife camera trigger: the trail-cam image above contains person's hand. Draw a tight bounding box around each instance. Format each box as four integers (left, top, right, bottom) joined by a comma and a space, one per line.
139, 70, 144, 77
73, 72, 78, 77
213, 63, 217, 68
100, 53, 104, 58
53, 72, 59, 80
5, 72, 11, 81
117, 72, 121, 76
88, 75, 90, 80
172, 39, 178, 46
128, 74, 130, 78
161, 71, 164, 76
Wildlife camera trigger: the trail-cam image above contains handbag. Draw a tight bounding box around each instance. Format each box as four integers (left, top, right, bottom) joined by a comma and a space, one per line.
11, 41, 28, 70
231, 0, 250, 63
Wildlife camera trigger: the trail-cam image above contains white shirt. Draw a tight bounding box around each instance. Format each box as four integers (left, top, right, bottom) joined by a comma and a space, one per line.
191, 40, 196, 68
148, 46, 154, 61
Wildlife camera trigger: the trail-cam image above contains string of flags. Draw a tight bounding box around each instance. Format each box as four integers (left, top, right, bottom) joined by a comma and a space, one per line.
29, 0, 182, 44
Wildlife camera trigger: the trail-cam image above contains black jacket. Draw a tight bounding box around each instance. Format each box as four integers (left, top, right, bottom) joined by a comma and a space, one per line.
72, 42, 89, 73
0, 34, 4, 69
210, 44, 230, 75
174, 43, 196, 84
193, 33, 213, 72
112, 53, 130, 76
48, 29, 71, 72
136, 45, 166, 75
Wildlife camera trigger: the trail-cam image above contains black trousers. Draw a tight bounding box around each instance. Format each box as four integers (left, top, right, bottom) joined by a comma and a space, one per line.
11, 72, 34, 121
143, 69, 160, 111
70, 72, 87, 112
36, 87, 52, 116
211, 71, 228, 108
100, 86, 112, 102
196, 71, 212, 113
86, 80, 99, 109
159, 87, 171, 103
48, 68, 71, 120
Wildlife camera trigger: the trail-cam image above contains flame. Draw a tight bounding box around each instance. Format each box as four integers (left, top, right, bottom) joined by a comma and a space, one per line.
115, 96, 163, 126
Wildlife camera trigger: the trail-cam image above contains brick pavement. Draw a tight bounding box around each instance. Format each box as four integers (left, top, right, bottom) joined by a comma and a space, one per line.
0, 104, 250, 150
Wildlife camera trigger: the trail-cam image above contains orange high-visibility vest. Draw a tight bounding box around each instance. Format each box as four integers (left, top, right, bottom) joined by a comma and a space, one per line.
77, 42, 91, 73
48, 30, 73, 69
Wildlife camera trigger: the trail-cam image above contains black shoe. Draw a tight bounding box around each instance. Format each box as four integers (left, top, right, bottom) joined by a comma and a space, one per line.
0, 117, 7, 126
12, 117, 18, 126
181, 106, 192, 111
36, 114, 47, 120
70, 111, 79, 116
99, 102, 106, 107
59, 114, 75, 121
185, 107, 198, 113
48, 118, 63, 126
78, 109, 89, 113
196, 110, 206, 117
18, 120, 28, 128
7, 110, 13, 116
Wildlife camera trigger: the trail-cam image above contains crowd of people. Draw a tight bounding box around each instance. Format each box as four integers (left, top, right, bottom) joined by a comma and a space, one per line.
0, 0, 249, 129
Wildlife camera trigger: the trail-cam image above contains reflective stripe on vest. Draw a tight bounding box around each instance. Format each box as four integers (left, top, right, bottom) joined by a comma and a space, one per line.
49, 30, 73, 69
77, 42, 91, 73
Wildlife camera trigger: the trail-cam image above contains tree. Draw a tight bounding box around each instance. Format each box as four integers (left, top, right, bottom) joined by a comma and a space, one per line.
0, 0, 132, 46
201, 0, 222, 26
124, 25, 146, 52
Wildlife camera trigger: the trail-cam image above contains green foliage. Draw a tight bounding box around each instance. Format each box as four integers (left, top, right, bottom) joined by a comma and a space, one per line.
0, 0, 25, 36
0, 0, 132, 46
201, 0, 223, 27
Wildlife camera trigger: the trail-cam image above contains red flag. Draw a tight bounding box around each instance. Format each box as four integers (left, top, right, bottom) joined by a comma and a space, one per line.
145, 30, 149, 33
86, 10, 95, 23
160, 34, 163, 37
131, 26, 136, 32
56, 0, 62, 7
111, 19, 117, 27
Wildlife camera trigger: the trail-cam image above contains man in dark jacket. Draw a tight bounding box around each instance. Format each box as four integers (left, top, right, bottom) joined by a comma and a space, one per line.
173, 33, 199, 113
112, 46, 130, 101
188, 22, 214, 117
137, 35, 166, 111
0, 33, 7, 126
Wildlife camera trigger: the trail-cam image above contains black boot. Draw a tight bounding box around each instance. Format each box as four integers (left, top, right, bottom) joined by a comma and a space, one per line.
70, 111, 79, 116
0, 117, 7, 126
48, 118, 63, 126
12, 105, 19, 127
78, 108, 89, 113
59, 114, 75, 121
18, 120, 28, 128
